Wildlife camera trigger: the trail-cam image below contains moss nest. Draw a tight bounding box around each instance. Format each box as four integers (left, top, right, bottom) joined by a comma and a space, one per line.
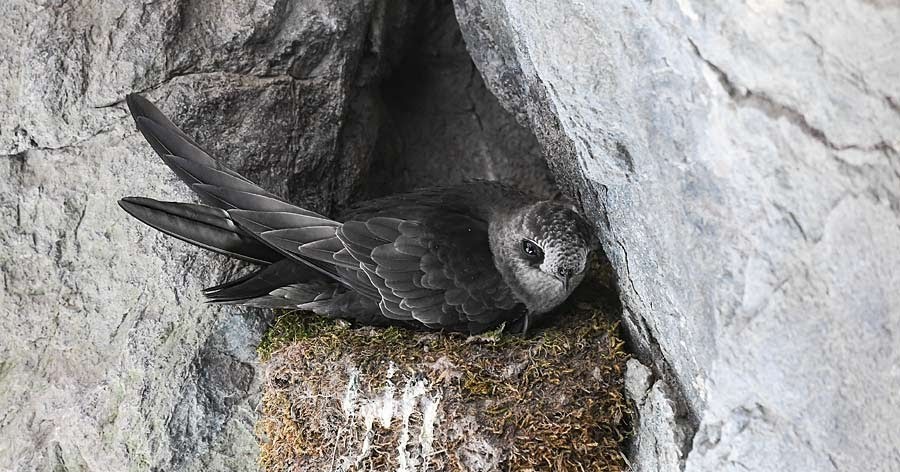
257, 259, 630, 471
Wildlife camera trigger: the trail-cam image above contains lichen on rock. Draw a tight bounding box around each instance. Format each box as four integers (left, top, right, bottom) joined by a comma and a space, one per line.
257, 262, 630, 471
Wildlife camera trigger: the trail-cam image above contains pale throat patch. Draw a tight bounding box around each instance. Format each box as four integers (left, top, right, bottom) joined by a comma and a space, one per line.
517, 265, 569, 314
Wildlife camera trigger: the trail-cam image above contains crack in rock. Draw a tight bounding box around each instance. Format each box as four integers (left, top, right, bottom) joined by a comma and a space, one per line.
688, 39, 896, 155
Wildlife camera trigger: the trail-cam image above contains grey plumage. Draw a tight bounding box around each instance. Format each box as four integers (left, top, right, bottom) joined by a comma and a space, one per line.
119, 94, 594, 333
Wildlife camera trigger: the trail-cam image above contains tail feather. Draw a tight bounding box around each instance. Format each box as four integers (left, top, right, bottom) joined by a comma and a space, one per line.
232, 285, 344, 310
118, 197, 281, 265
202, 266, 266, 295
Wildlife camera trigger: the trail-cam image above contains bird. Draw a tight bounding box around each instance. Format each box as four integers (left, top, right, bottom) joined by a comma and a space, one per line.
118, 94, 595, 334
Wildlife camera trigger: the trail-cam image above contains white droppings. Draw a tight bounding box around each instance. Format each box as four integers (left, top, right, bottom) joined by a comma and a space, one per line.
342, 367, 359, 418
418, 391, 441, 464
339, 363, 443, 471
379, 362, 397, 428
356, 412, 376, 464
397, 378, 428, 472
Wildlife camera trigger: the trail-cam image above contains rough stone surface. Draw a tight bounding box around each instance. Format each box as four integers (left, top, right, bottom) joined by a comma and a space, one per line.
6, 0, 896, 470
0, 1, 552, 470
366, 0, 554, 198
625, 359, 685, 472
0, 0, 380, 469
453, 0, 900, 470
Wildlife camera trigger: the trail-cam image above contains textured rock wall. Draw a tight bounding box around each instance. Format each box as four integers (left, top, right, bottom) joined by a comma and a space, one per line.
6, 0, 895, 470
1, 1, 380, 469
365, 0, 553, 198
0, 0, 551, 470
452, 0, 900, 470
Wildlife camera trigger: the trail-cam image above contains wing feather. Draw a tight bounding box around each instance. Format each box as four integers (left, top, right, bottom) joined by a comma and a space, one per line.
325, 211, 523, 330
192, 184, 324, 217
371, 245, 422, 272
333, 248, 360, 269
365, 217, 403, 240
159, 154, 279, 206
118, 197, 280, 264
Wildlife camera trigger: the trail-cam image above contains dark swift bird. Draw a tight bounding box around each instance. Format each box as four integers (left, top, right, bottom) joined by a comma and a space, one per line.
118, 95, 594, 334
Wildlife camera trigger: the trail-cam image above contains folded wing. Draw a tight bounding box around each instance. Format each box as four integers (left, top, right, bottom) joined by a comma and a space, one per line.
120, 95, 348, 311
120, 94, 523, 332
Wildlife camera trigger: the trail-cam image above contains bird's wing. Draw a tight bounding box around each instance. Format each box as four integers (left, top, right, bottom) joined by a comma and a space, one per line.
225, 205, 522, 330
118, 196, 282, 264
337, 212, 522, 330
125, 94, 325, 218
123, 94, 343, 273
123, 95, 524, 331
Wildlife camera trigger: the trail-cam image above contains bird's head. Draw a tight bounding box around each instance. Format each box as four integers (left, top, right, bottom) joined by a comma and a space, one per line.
490, 200, 594, 315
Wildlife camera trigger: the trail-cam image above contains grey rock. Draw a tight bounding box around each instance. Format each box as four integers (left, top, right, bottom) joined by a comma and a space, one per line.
0, 0, 379, 469
0, 0, 550, 470
624, 358, 652, 404
366, 0, 553, 198
625, 359, 686, 472
7, 0, 894, 469
453, 0, 900, 470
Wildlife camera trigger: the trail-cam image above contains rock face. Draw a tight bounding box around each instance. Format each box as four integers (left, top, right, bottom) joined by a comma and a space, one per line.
1, 0, 379, 469
0, 0, 552, 470
5, 0, 897, 470
365, 0, 553, 198
452, 0, 900, 470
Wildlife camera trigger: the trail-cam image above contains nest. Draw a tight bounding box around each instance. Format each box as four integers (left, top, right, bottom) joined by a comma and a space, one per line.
257, 260, 630, 471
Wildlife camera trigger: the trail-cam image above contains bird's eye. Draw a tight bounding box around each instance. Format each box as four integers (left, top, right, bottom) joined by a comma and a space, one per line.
521, 239, 543, 261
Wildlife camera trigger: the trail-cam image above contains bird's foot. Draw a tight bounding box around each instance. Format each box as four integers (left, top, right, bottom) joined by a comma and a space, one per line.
465, 322, 508, 344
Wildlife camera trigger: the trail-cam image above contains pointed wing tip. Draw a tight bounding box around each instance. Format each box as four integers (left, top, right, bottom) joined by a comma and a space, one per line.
118, 196, 152, 214
125, 93, 154, 117
118, 197, 175, 226
117, 198, 135, 216
125, 92, 140, 106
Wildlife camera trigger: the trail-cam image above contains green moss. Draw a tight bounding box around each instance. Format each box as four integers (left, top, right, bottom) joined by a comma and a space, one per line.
257, 311, 342, 361
257, 256, 631, 470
